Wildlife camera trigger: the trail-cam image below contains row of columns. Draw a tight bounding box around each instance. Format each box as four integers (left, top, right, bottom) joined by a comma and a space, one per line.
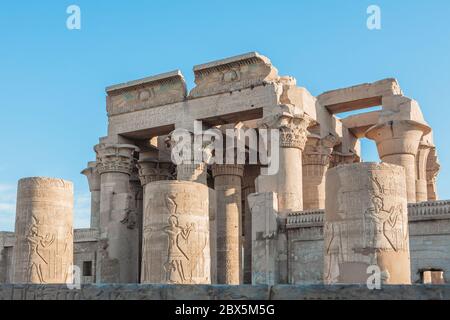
82, 113, 439, 285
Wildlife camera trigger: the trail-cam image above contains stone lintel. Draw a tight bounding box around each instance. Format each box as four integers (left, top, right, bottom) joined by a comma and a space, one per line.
106, 70, 187, 116
318, 78, 403, 114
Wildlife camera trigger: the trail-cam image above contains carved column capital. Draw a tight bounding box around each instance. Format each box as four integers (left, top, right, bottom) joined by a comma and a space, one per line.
212, 164, 244, 178
303, 134, 340, 167
81, 161, 101, 191
137, 159, 175, 186
260, 105, 313, 150
365, 120, 431, 158
95, 143, 139, 175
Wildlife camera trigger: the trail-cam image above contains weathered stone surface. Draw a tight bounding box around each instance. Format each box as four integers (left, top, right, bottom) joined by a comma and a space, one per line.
12, 178, 73, 284
324, 163, 411, 284
141, 181, 210, 284
248, 192, 280, 285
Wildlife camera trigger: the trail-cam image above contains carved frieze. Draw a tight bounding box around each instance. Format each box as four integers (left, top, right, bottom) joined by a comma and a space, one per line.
190, 52, 279, 98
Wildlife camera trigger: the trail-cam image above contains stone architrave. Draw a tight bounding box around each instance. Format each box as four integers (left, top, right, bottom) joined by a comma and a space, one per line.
12, 177, 74, 284
95, 143, 140, 283
81, 162, 101, 229
324, 163, 411, 285
141, 181, 210, 284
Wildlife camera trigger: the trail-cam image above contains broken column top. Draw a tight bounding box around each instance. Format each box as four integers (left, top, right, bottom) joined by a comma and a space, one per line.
106, 70, 187, 116
190, 51, 279, 98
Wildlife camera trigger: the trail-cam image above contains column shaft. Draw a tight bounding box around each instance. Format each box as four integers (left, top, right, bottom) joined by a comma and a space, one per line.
213, 164, 243, 285
95, 143, 139, 283
12, 178, 73, 284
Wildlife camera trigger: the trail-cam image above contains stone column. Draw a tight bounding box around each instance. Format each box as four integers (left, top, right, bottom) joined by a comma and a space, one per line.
324, 163, 411, 285
95, 143, 139, 283
141, 181, 210, 284
260, 106, 312, 216
302, 134, 338, 210
415, 143, 431, 203
81, 162, 101, 229
426, 148, 440, 201
366, 120, 430, 203
242, 165, 260, 284
256, 106, 312, 284
212, 164, 244, 284
12, 177, 73, 284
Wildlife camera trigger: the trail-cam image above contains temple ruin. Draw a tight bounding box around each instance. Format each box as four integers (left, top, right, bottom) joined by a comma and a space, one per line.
0, 52, 448, 288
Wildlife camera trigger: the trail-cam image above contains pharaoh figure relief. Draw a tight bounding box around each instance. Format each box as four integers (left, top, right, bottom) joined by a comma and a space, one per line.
363, 177, 408, 252
141, 181, 210, 285
324, 163, 410, 284
163, 196, 195, 284
27, 216, 55, 283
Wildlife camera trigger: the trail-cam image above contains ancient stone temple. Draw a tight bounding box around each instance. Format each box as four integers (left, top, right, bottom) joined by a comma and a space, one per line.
0, 52, 448, 288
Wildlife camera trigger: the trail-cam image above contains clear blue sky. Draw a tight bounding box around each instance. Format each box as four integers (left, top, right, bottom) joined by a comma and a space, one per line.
1, 0, 449, 231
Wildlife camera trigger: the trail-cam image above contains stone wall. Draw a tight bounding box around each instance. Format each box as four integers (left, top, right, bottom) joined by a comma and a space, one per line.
73, 229, 99, 284
1, 284, 450, 300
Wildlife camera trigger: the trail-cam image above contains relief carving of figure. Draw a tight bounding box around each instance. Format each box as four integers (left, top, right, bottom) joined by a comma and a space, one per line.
163, 215, 195, 284
364, 178, 404, 251
163, 196, 195, 284
27, 216, 55, 283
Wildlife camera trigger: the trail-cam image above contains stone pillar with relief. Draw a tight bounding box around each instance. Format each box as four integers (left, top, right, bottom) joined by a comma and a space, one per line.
140, 181, 211, 284
212, 164, 244, 285
81, 162, 101, 229
324, 163, 411, 285
95, 143, 140, 283
366, 120, 430, 203
302, 134, 339, 210
12, 177, 73, 284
